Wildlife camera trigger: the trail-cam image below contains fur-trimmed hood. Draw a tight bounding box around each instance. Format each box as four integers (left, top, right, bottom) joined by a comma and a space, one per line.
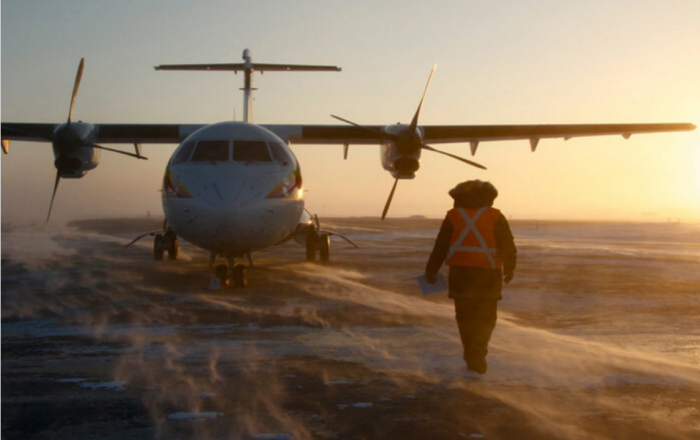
449, 180, 498, 209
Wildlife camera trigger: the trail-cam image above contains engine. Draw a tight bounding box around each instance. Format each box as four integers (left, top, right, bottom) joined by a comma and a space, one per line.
380, 124, 423, 179
53, 147, 100, 178
52, 122, 100, 178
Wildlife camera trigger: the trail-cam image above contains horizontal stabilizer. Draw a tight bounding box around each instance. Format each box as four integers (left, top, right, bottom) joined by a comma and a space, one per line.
252, 63, 341, 72
155, 63, 341, 72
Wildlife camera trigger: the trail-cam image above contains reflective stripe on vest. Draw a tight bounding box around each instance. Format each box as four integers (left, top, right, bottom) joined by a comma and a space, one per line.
446, 207, 501, 269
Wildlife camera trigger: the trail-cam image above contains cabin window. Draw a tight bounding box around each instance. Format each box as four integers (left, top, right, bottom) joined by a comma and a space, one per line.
171, 141, 196, 165
233, 140, 272, 162
191, 140, 230, 162
268, 140, 296, 166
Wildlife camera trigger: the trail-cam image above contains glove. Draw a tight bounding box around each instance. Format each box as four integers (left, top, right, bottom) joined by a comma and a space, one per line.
425, 273, 437, 284
504, 271, 514, 284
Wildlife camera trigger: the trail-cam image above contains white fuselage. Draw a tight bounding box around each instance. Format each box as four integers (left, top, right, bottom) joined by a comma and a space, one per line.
162, 122, 305, 256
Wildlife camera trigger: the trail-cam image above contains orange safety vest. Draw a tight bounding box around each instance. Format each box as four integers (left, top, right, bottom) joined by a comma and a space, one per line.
446, 207, 502, 269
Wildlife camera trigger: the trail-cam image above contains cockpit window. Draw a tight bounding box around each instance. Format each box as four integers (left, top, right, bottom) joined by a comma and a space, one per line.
233, 140, 272, 162
171, 140, 196, 165
191, 140, 230, 162
268, 140, 296, 166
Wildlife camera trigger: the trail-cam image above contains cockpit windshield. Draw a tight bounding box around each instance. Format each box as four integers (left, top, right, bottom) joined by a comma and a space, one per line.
233, 140, 272, 162
171, 141, 196, 165
268, 140, 296, 166
191, 140, 230, 162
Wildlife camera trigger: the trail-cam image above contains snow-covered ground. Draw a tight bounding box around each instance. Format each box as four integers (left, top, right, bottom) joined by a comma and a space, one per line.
2, 218, 699, 439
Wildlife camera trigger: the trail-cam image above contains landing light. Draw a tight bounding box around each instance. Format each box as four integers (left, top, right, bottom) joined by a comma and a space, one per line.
297, 189, 304, 199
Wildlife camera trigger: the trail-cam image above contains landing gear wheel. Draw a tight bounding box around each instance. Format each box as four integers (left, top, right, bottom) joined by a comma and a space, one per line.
167, 236, 179, 261
215, 264, 229, 289
232, 264, 247, 288
319, 234, 330, 262
154, 234, 165, 261
306, 229, 319, 262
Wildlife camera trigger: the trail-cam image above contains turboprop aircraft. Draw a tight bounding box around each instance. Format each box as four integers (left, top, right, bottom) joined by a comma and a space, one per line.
1, 49, 696, 287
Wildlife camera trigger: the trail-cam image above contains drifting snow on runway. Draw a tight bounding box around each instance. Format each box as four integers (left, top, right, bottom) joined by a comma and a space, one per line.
2, 218, 700, 439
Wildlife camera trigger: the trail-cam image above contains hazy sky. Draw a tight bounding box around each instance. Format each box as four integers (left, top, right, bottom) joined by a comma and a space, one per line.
2, 0, 699, 223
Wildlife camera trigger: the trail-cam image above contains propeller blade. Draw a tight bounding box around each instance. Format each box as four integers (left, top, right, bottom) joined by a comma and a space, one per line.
47, 170, 61, 222
330, 115, 399, 141
421, 144, 487, 170
67, 58, 85, 125
381, 177, 400, 220
409, 64, 437, 132
89, 143, 148, 160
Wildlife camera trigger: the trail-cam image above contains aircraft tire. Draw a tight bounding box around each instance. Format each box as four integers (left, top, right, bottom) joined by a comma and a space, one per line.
168, 237, 179, 261
306, 230, 318, 262
154, 234, 165, 261
319, 234, 330, 262
233, 264, 247, 288
215, 264, 229, 289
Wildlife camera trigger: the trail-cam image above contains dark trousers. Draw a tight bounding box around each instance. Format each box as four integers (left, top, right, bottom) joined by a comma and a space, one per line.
454, 297, 498, 363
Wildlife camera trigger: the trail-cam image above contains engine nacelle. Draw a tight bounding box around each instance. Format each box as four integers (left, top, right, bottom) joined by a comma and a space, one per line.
380, 141, 422, 179
379, 123, 424, 179
52, 122, 100, 178
53, 146, 100, 178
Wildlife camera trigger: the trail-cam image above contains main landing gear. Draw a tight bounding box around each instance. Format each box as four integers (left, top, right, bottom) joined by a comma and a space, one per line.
306, 229, 330, 263
153, 229, 179, 261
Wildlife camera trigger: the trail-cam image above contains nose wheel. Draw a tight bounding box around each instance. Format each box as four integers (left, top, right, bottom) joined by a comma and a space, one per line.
213, 258, 248, 289
232, 264, 247, 288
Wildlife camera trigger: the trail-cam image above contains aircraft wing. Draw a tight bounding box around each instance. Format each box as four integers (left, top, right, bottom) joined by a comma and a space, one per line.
420, 123, 696, 144
4, 122, 694, 148
265, 123, 696, 149
95, 124, 205, 143
1, 123, 205, 144
1, 123, 56, 142
263, 125, 385, 145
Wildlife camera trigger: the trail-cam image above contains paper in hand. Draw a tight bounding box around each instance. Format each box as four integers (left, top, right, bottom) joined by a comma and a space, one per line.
417, 273, 448, 296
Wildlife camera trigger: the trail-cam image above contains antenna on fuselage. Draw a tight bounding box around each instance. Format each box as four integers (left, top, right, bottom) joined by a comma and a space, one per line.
154, 48, 342, 123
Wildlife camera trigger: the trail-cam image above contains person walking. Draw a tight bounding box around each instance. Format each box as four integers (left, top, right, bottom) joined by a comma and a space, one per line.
425, 180, 516, 374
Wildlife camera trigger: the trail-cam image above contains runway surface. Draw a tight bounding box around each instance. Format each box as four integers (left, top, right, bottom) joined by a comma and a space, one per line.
2, 217, 700, 439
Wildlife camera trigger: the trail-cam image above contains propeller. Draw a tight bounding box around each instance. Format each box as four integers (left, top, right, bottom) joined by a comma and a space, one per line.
46, 58, 148, 222
330, 114, 399, 141
67, 58, 85, 126
421, 144, 486, 170
381, 177, 400, 220
46, 171, 62, 222
87, 143, 148, 160
44, 56, 85, 222
408, 63, 437, 133
331, 64, 487, 219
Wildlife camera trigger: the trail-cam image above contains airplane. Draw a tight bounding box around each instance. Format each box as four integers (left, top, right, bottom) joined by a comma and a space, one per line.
2, 49, 696, 288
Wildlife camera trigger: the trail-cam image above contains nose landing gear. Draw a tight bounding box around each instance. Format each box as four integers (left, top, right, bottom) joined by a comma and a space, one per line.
212, 254, 249, 290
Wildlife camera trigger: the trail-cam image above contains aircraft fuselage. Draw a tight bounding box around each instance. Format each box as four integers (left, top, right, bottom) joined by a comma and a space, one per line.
162, 122, 305, 256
